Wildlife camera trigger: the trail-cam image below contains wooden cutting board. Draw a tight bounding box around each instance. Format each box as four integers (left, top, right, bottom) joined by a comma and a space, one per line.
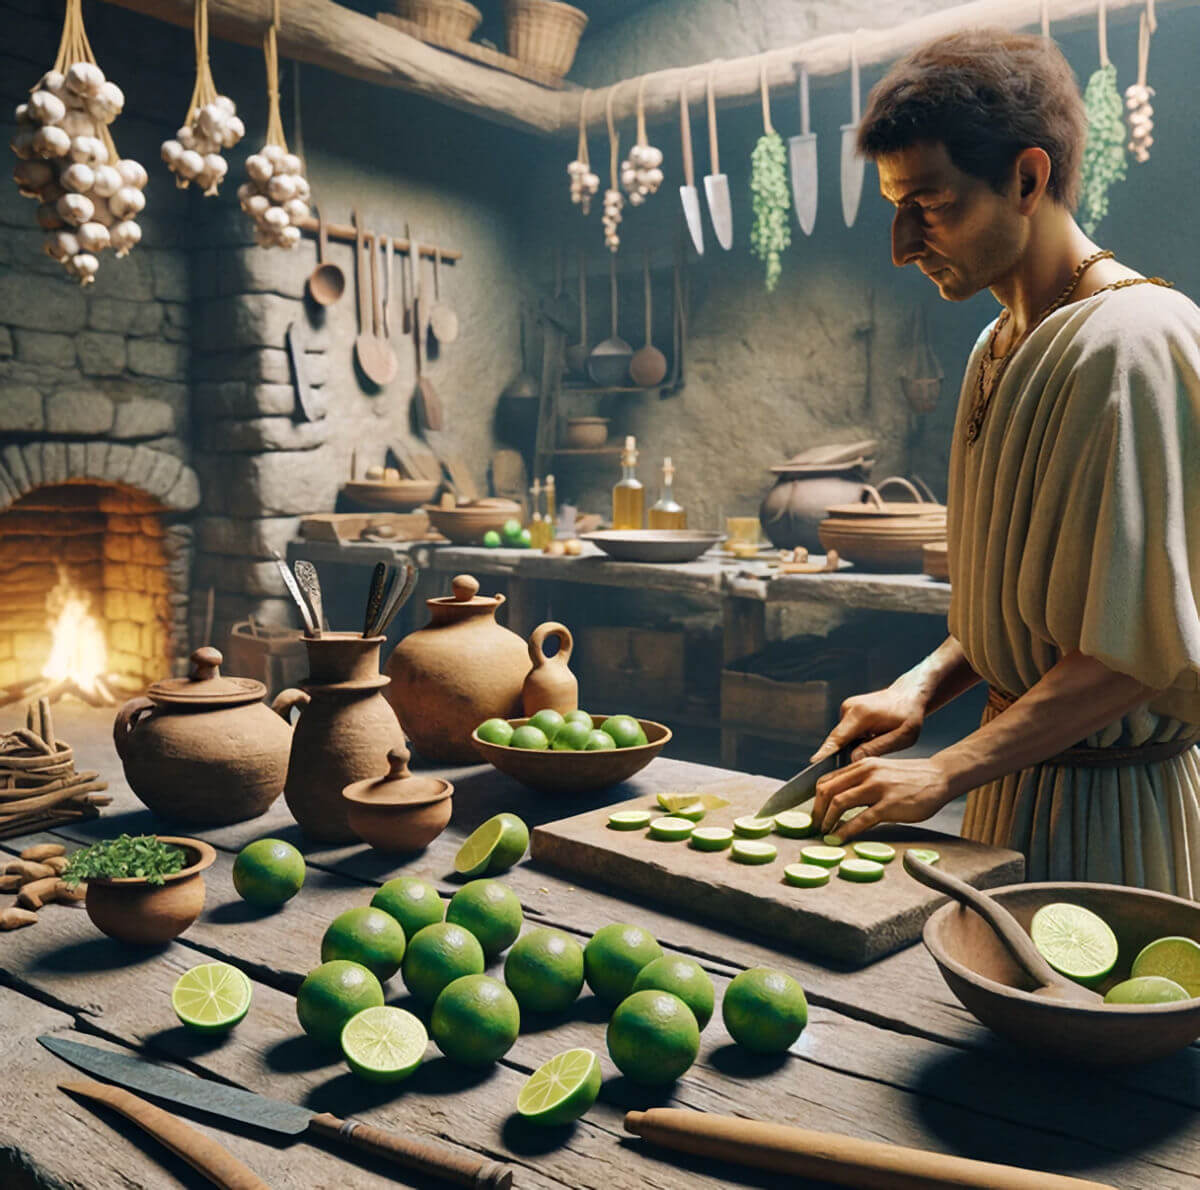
530, 774, 1024, 967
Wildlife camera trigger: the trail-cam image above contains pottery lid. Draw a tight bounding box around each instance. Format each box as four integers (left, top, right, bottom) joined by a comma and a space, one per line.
427, 574, 503, 611
342, 750, 454, 807
770, 456, 872, 475
782, 439, 878, 466
146, 647, 266, 708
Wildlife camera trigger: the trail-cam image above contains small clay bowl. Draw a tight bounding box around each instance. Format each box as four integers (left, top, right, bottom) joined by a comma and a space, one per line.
565, 417, 609, 449
84, 836, 216, 946
342, 758, 454, 853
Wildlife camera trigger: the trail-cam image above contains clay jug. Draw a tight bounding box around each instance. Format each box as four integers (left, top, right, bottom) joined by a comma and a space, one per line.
273, 633, 408, 843
522, 623, 578, 716
759, 459, 870, 552
114, 647, 292, 826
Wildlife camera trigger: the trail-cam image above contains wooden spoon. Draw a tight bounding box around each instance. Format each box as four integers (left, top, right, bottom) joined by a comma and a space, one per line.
306, 206, 345, 306
411, 238, 444, 432
429, 248, 459, 347
353, 210, 394, 386
369, 234, 399, 384
629, 249, 667, 388
903, 850, 1103, 1004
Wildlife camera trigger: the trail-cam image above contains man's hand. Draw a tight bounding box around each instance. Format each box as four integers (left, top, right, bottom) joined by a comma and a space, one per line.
809, 686, 927, 764
811, 756, 956, 842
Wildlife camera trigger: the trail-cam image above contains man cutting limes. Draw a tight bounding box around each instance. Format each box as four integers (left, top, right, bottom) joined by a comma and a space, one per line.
810, 30, 1200, 894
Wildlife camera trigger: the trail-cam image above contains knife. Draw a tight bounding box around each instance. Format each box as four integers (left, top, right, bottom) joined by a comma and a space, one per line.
756, 752, 843, 818
40, 1036, 513, 1189
678, 79, 704, 255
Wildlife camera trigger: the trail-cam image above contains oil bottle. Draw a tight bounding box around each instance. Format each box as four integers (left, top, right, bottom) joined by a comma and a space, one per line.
648, 456, 686, 529
612, 436, 644, 530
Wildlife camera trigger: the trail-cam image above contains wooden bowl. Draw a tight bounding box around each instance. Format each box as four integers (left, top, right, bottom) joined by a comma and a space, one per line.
424, 501, 520, 544
924, 881, 1200, 1064
342, 773, 453, 853
472, 715, 671, 793
343, 480, 441, 511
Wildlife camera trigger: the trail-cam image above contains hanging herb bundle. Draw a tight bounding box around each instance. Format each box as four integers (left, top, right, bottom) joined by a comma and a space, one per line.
1078, 0, 1127, 234
749, 60, 791, 292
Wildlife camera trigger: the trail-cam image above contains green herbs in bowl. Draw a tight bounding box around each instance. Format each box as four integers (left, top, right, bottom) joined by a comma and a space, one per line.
62, 834, 186, 888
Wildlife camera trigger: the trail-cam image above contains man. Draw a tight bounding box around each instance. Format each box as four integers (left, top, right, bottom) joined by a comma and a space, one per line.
810, 30, 1200, 894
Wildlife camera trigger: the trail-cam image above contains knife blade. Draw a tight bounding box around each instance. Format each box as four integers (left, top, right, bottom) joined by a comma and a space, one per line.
756, 752, 842, 818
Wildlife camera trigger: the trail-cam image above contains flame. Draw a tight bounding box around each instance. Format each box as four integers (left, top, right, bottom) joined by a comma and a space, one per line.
41, 565, 109, 696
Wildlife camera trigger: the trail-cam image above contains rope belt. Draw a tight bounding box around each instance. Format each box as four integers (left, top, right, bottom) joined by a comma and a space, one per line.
985, 687, 1200, 768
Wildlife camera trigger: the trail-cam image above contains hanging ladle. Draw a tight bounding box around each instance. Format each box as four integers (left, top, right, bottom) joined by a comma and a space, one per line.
306, 206, 345, 306
629, 248, 666, 388
587, 251, 632, 387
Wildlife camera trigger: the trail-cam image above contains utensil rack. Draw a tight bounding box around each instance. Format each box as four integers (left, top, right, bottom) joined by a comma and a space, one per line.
294, 216, 461, 264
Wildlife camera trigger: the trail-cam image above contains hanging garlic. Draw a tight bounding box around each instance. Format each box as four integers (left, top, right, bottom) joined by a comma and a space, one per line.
1125, 9, 1156, 163
92, 163, 121, 197
69, 251, 100, 283
620, 78, 664, 207
66, 62, 105, 98
32, 126, 70, 158
60, 110, 97, 139
56, 191, 93, 225
61, 162, 94, 192
110, 219, 141, 256
568, 89, 601, 214
109, 185, 144, 219
44, 229, 79, 260
37, 201, 64, 230
76, 220, 110, 253
602, 85, 624, 252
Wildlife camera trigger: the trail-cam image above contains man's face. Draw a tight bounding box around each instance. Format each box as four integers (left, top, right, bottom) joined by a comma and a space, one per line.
876, 141, 1024, 301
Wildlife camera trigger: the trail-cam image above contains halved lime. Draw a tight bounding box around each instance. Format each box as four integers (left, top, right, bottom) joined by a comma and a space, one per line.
801, 845, 845, 868
1131, 936, 1200, 996
733, 816, 774, 838
172, 962, 252, 1033
731, 840, 777, 865
657, 792, 729, 814
608, 809, 655, 831
784, 863, 830, 888
341, 1005, 427, 1082
1104, 975, 1191, 1005
454, 812, 529, 877
773, 811, 813, 838
853, 842, 895, 864
838, 858, 885, 883
517, 1048, 602, 1125
689, 827, 733, 851
907, 848, 940, 865
1030, 903, 1119, 988
649, 816, 694, 841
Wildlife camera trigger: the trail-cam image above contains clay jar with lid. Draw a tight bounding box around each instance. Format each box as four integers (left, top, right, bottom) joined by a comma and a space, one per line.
113, 647, 293, 827
342, 748, 454, 852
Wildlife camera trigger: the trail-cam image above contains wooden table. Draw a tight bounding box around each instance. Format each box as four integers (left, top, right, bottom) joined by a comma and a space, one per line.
2, 704, 1195, 1190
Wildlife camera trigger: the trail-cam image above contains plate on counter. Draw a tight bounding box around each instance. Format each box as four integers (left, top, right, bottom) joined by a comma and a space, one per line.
581, 530, 724, 564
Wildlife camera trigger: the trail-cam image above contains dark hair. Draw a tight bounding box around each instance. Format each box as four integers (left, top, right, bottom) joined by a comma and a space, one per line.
857, 29, 1087, 209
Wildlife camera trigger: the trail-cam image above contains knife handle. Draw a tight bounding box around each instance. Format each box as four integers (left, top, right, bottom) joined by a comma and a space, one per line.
309, 1113, 513, 1189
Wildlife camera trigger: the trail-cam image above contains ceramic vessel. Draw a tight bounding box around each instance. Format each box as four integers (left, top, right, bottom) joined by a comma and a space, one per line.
759, 458, 870, 552
423, 501, 520, 545
84, 836, 215, 945
113, 647, 293, 826
342, 749, 454, 852
521, 622, 577, 715
275, 634, 408, 843
817, 478, 946, 572
387, 574, 569, 763
565, 417, 609, 449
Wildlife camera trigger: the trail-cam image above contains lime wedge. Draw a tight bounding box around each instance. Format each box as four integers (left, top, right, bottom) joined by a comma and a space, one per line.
1030, 903, 1119, 988
852, 842, 895, 863
1104, 975, 1191, 1005
649, 816, 695, 841
454, 813, 529, 877
1131, 936, 1200, 996
689, 827, 733, 851
838, 858, 885, 883
907, 848, 941, 865
516, 1047, 602, 1126
341, 1005, 427, 1082
657, 793, 730, 813
784, 863, 830, 888
608, 809, 655, 831
733, 816, 774, 838
801, 845, 845, 868
773, 811, 813, 838
172, 963, 252, 1033
731, 840, 777, 865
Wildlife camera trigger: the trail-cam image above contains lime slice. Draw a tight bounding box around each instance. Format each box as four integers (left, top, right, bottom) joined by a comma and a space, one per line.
1030, 903, 1119, 988
658, 792, 730, 813
838, 858, 885, 883
689, 827, 733, 851
853, 842, 895, 864
1104, 975, 1192, 1005
341, 1005, 427, 1082
784, 863, 830, 888
454, 813, 529, 877
907, 848, 941, 865
801, 845, 845, 868
673, 803, 707, 822
731, 840, 777, 865
822, 834, 845, 847
733, 816, 774, 838
516, 1047, 602, 1126
172, 962, 252, 1033
608, 809, 655, 831
648, 816, 694, 841
1131, 936, 1200, 996
773, 811, 813, 838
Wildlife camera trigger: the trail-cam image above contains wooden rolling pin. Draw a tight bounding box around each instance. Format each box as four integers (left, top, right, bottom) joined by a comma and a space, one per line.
624, 1109, 1117, 1190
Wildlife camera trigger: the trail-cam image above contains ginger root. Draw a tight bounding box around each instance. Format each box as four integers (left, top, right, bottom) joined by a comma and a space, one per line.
0, 908, 38, 930
19, 843, 66, 862
4, 860, 56, 882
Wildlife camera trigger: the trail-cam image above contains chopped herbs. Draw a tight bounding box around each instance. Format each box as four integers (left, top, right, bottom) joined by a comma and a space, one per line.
62, 834, 186, 887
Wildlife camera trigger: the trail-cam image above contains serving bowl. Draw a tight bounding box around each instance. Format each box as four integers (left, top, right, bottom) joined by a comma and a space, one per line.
472, 715, 671, 793
424, 500, 521, 545
342, 753, 454, 853
342, 479, 440, 511
923, 881, 1200, 1064
582, 530, 722, 564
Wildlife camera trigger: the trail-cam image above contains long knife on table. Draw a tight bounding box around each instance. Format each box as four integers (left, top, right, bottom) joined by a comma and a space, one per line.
40, 1036, 513, 1189
756, 751, 845, 819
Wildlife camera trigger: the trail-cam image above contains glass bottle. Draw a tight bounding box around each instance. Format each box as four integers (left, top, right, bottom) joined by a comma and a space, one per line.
529, 479, 545, 549
544, 474, 557, 543
612, 436, 644, 530
648, 456, 687, 529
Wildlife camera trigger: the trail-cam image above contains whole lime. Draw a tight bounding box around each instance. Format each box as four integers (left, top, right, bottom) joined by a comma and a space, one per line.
722, 967, 808, 1053
476, 718, 514, 746
563, 710, 594, 729
601, 715, 647, 749
445, 879, 523, 959
504, 928, 585, 1013
370, 876, 444, 942
430, 974, 520, 1065
510, 725, 550, 750
633, 955, 715, 1029
519, 528, 532, 547
296, 960, 383, 1048
402, 922, 485, 1005
502, 519, 523, 543
583, 729, 617, 752
232, 838, 305, 908
483, 530, 502, 548
551, 720, 592, 751
320, 907, 408, 982
528, 709, 565, 742
584, 923, 663, 1002
607, 990, 699, 1084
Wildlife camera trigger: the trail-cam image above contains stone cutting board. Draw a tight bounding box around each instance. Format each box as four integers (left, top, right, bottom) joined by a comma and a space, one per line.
530, 774, 1025, 967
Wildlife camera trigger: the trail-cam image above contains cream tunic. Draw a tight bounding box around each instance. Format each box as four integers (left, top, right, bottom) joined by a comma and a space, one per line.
947, 283, 1200, 895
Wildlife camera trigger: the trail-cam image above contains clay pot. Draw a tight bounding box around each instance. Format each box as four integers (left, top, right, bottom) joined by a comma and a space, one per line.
275, 634, 408, 844
113, 647, 293, 826
522, 622, 577, 715
342, 749, 453, 853
84, 836, 215, 945
759, 458, 870, 552
423, 500, 521, 545
817, 477, 947, 573
565, 417, 609, 449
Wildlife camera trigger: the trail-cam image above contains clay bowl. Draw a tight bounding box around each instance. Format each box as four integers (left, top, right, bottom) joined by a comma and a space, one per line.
472, 715, 671, 793
924, 881, 1200, 1065
343, 479, 441, 511
84, 836, 216, 946
424, 501, 520, 545
342, 774, 454, 853
582, 530, 723, 564
564, 417, 609, 449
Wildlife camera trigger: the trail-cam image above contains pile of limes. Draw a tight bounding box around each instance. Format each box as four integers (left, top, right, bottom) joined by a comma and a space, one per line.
476, 710, 648, 752
482, 519, 532, 550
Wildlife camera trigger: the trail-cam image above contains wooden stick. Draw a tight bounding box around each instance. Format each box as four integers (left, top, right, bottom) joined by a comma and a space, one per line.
39, 698, 55, 751
0, 773, 101, 802
0, 781, 109, 817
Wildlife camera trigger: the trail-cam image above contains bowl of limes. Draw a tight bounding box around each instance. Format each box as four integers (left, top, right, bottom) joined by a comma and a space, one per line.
471, 710, 671, 793
924, 881, 1200, 1064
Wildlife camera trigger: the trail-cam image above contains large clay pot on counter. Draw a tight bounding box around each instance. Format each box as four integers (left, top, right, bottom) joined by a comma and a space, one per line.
113, 647, 293, 827
274, 633, 408, 844
759, 456, 872, 553
817, 477, 947, 573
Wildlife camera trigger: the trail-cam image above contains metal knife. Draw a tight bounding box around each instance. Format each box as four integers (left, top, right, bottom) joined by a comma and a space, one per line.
756, 752, 843, 818
39, 1036, 513, 1189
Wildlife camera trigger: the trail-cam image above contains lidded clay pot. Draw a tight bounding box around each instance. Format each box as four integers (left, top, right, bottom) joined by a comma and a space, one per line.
113, 647, 292, 827
342, 749, 454, 853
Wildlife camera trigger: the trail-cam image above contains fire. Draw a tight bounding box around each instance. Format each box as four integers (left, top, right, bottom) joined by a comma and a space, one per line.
41, 565, 109, 698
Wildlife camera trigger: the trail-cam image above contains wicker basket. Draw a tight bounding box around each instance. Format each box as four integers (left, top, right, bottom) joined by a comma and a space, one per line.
394, 0, 482, 41
504, 0, 587, 78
